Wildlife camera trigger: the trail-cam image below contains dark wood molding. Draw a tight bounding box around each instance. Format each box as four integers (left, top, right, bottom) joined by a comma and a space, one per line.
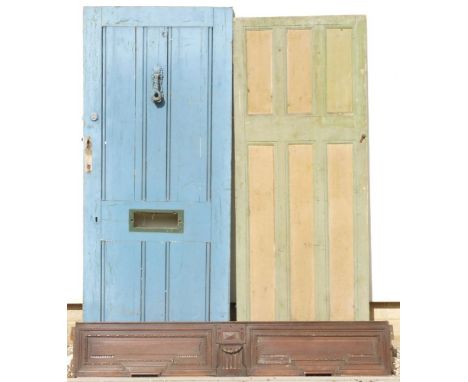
67, 303, 83, 311
370, 302, 400, 309
72, 321, 392, 377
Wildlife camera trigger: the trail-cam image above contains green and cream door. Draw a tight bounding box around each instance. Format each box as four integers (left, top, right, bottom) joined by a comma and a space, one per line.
234, 16, 369, 321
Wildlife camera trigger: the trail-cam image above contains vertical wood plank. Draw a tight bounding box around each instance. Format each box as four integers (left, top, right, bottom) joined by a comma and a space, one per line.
289, 145, 315, 320
234, 20, 250, 320
103, 241, 142, 322
169, 27, 210, 202
326, 28, 353, 113
144, 241, 167, 321
210, 7, 233, 321
328, 144, 354, 320
145, 27, 168, 202
169, 242, 208, 321
355, 141, 370, 320
248, 145, 276, 320
134, 27, 144, 201
287, 29, 313, 114
354, 17, 370, 320
83, 7, 102, 321
246, 30, 272, 114
104, 26, 137, 201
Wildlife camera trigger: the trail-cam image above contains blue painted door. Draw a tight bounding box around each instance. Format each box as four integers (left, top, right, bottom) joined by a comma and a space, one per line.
83, 7, 232, 322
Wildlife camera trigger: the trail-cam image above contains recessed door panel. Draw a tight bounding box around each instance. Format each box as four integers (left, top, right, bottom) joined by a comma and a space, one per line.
246, 30, 272, 115
168, 242, 209, 321
289, 144, 315, 320
103, 27, 137, 201
102, 241, 142, 322
169, 27, 210, 202
145, 27, 169, 202
326, 28, 353, 113
287, 29, 314, 114
328, 144, 355, 320
144, 241, 167, 321
248, 145, 276, 320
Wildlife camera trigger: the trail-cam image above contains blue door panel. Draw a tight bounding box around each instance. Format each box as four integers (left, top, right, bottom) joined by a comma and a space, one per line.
103, 27, 137, 201
102, 241, 142, 321
145, 27, 168, 202
101, 201, 211, 242
168, 242, 208, 321
83, 7, 232, 322
144, 241, 167, 321
170, 27, 210, 202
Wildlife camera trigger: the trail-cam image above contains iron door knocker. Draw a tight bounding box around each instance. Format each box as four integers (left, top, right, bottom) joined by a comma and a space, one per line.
152, 67, 164, 106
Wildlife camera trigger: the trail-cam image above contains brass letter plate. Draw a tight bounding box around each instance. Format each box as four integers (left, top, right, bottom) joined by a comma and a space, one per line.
129, 210, 184, 233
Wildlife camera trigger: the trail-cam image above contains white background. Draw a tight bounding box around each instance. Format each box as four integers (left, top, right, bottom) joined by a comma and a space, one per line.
1, 0, 467, 380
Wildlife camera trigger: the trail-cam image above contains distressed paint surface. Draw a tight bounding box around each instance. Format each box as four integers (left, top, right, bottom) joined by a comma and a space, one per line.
234, 16, 369, 321
326, 28, 353, 113
328, 144, 355, 320
289, 144, 315, 320
83, 7, 233, 322
287, 29, 313, 114
248, 145, 276, 320
246, 30, 272, 114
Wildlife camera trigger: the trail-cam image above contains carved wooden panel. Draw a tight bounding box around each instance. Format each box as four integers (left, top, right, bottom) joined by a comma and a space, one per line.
73, 323, 216, 377
72, 321, 392, 377
247, 322, 392, 376
216, 323, 247, 376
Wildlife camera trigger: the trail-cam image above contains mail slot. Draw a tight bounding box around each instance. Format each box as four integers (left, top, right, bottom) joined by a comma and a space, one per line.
129, 210, 184, 233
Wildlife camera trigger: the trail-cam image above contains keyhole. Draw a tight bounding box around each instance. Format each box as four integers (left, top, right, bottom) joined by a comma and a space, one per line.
152, 90, 163, 103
